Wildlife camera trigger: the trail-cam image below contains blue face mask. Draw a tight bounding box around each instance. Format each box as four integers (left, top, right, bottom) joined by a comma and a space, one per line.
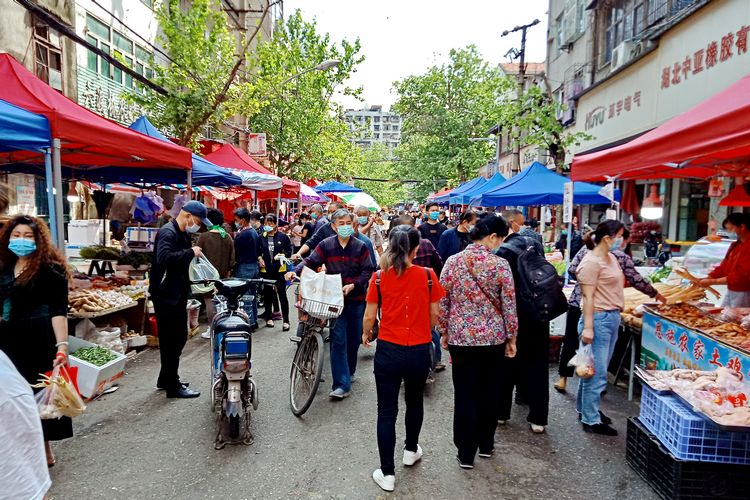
429, 211, 440, 221
357, 216, 369, 225
263, 225, 274, 233
8, 238, 37, 257
337, 225, 355, 238
311, 213, 318, 220
610, 236, 624, 251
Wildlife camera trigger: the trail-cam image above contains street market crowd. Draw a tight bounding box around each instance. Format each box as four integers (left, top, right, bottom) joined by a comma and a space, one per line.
3, 185, 750, 496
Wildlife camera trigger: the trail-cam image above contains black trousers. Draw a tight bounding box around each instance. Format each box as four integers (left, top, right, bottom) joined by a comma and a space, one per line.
499, 318, 550, 426
559, 306, 582, 377
154, 298, 188, 391
262, 275, 289, 323
450, 344, 504, 465
374, 340, 432, 476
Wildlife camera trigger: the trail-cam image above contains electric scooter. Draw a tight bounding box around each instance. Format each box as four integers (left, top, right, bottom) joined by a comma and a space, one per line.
197, 277, 275, 449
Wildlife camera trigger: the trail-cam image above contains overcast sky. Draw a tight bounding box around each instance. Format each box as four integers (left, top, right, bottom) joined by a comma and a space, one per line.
283, 0, 550, 110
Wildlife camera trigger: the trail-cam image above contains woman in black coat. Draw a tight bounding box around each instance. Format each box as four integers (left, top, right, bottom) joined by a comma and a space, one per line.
260, 214, 293, 330
0, 215, 72, 466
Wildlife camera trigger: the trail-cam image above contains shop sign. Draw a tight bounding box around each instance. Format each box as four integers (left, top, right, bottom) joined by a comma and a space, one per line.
563, 182, 573, 223
15, 177, 35, 214
247, 133, 267, 157
78, 78, 142, 125
641, 311, 750, 380
660, 25, 749, 91
584, 90, 643, 131
708, 179, 725, 197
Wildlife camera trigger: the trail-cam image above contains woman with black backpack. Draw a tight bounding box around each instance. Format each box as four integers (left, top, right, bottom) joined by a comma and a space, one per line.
362, 225, 444, 492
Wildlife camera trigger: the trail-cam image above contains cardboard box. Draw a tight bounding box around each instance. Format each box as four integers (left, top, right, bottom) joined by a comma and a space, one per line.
68, 336, 126, 399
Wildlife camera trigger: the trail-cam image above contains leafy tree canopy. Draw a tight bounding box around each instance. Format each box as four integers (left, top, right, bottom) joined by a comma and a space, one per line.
351, 143, 406, 207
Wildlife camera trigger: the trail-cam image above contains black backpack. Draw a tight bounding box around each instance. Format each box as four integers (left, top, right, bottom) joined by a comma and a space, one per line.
503, 237, 567, 323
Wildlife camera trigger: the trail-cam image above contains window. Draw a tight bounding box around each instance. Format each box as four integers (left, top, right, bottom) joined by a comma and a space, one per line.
85, 14, 152, 89
374, 116, 380, 123
601, 0, 658, 63
33, 20, 63, 92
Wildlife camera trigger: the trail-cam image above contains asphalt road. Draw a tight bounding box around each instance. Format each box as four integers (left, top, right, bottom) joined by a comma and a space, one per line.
48, 313, 658, 500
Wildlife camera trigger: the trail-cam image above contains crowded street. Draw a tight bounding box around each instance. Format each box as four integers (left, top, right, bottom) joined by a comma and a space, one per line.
47, 316, 656, 499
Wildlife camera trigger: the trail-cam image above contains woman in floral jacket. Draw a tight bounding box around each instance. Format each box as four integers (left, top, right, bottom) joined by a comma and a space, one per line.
438, 213, 518, 469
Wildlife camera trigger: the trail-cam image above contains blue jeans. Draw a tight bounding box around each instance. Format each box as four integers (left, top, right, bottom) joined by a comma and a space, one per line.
234, 262, 259, 327
431, 329, 442, 364
330, 301, 365, 392
576, 310, 621, 425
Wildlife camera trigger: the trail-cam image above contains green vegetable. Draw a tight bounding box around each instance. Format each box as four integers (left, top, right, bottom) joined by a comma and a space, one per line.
70, 346, 117, 366
79, 246, 120, 261
649, 266, 671, 284
552, 260, 568, 276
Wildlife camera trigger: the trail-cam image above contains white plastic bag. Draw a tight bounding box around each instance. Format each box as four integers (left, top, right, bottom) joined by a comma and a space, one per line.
299, 266, 344, 308
190, 255, 220, 294
568, 342, 595, 379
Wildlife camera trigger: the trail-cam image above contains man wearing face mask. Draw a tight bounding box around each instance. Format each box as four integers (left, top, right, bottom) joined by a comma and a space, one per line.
149, 200, 209, 399
288, 209, 375, 399
355, 205, 384, 256
502, 209, 544, 249
437, 210, 477, 263
419, 202, 447, 249
309, 204, 328, 233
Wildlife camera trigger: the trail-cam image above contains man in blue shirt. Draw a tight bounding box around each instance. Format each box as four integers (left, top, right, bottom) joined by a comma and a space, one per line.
233, 208, 264, 328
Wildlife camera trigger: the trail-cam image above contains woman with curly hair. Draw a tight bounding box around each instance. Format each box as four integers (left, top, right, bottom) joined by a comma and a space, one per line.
0, 215, 72, 466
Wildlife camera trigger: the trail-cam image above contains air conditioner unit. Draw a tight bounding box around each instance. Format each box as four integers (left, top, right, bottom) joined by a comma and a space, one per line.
611, 40, 636, 71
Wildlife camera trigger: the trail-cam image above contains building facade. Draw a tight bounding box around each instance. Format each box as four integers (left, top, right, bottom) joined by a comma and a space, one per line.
547, 0, 749, 241
345, 105, 403, 150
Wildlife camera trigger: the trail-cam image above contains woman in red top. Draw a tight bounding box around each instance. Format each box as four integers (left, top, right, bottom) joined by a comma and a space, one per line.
362, 225, 445, 493
700, 213, 750, 307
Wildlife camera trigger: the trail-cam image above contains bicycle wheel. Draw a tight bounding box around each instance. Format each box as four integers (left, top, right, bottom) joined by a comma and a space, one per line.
289, 329, 324, 416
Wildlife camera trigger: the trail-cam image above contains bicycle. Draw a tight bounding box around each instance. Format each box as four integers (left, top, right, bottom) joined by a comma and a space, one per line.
288, 292, 343, 417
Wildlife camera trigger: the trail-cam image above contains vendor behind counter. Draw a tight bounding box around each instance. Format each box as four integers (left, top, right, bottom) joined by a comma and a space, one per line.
699, 212, 750, 307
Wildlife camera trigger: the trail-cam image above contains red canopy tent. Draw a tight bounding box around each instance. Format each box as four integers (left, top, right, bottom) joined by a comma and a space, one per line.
720, 185, 750, 207
0, 53, 191, 170
571, 73, 750, 182
203, 143, 275, 176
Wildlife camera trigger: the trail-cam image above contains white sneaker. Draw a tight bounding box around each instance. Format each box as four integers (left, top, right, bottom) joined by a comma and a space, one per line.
372, 469, 395, 492
200, 329, 211, 339
530, 423, 546, 434
403, 444, 423, 466
329, 388, 351, 400
497, 420, 508, 426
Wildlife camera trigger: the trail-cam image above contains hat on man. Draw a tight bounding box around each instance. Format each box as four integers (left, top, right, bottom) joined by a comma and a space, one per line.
181, 200, 212, 227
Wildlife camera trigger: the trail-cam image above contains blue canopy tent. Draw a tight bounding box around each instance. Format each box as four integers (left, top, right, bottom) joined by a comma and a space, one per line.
314, 180, 362, 194
129, 116, 242, 188
474, 162, 620, 206
0, 99, 59, 244
447, 176, 487, 205
453, 173, 506, 206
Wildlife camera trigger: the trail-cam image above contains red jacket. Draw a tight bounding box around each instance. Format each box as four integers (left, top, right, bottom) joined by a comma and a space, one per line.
709, 239, 750, 292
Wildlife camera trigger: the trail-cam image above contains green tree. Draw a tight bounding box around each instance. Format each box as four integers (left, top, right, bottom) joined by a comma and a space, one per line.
127, 0, 273, 148
393, 46, 505, 200
351, 143, 406, 207
242, 11, 365, 181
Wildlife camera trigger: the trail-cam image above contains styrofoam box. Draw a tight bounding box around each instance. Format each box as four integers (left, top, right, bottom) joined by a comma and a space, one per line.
68, 336, 126, 399
550, 312, 567, 336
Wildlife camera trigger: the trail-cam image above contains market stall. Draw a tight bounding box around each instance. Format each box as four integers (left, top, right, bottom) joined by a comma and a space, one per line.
446, 175, 488, 205
455, 172, 505, 206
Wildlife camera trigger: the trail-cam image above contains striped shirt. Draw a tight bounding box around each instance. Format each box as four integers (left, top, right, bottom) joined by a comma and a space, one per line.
297, 235, 375, 303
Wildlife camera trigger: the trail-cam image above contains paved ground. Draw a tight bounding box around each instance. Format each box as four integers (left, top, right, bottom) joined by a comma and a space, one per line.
48, 313, 658, 500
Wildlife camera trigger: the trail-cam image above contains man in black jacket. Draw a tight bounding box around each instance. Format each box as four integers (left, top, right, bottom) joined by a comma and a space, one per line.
149, 201, 210, 398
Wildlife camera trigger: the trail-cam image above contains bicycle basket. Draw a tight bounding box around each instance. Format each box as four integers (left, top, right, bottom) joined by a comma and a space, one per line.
300, 298, 343, 320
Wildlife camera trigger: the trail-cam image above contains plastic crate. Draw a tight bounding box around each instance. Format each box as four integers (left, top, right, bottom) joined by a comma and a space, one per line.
639, 385, 750, 464
626, 417, 750, 500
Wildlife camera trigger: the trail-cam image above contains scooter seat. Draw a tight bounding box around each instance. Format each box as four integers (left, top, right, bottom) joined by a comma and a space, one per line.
213, 315, 254, 335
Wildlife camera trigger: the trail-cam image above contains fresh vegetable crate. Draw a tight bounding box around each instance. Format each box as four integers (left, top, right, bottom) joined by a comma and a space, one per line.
626, 417, 750, 499
639, 385, 750, 464
68, 336, 126, 399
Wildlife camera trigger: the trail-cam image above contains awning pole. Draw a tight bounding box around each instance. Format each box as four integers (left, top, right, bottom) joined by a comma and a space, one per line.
52, 139, 65, 249
43, 147, 58, 246
277, 188, 282, 218
564, 184, 575, 286
186, 168, 192, 200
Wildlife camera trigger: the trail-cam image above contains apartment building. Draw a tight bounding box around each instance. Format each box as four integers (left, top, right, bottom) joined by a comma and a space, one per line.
345, 105, 403, 149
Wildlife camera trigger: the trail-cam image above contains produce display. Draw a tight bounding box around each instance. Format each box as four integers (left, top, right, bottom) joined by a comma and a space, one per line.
70, 346, 118, 366
638, 367, 750, 427
32, 368, 87, 418
118, 285, 147, 301
68, 289, 135, 315
648, 266, 671, 284
650, 303, 750, 353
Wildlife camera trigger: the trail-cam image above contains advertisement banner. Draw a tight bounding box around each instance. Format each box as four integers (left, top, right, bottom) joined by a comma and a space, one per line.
641, 311, 750, 381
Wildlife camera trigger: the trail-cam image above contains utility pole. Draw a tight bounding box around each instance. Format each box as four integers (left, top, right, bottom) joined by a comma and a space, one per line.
501, 19, 540, 175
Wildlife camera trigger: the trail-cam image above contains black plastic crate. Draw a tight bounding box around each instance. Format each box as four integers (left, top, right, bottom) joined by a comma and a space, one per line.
626, 417, 750, 499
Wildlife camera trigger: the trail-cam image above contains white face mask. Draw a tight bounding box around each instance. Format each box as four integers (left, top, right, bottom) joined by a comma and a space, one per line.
185, 216, 200, 233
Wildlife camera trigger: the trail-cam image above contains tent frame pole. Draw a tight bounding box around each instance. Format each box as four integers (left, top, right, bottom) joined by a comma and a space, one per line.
43, 147, 58, 246
52, 139, 65, 249
564, 184, 574, 286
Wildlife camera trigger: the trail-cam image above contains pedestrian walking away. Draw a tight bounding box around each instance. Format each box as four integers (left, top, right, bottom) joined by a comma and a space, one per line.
293, 209, 375, 400
233, 208, 265, 329
438, 214, 518, 468
0, 215, 73, 467
260, 214, 293, 331
149, 200, 211, 399
197, 208, 235, 339
576, 220, 626, 436
362, 225, 445, 492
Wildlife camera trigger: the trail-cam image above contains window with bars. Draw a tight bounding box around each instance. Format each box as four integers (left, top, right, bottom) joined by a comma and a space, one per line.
33, 20, 63, 92
85, 14, 153, 89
